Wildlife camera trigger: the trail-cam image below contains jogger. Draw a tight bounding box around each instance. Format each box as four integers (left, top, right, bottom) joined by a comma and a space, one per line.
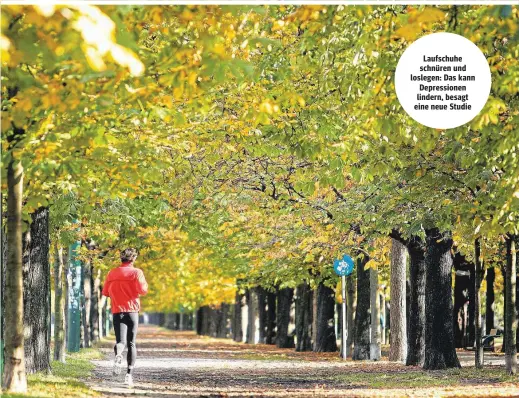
102, 248, 148, 386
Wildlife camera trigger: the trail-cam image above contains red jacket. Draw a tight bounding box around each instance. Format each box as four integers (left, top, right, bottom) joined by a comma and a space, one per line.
102, 262, 148, 314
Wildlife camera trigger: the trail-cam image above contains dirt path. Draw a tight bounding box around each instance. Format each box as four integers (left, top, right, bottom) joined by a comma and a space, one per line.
87, 325, 518, 397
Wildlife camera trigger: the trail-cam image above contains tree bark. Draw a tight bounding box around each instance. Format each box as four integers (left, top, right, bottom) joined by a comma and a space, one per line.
81, 261, 92, 348
90, 268, 101, 343
217, 304, 229, 338
346, 272, 356, 357
196, 307, 203, 335
233, 290, 244, 342
23, 207, 51, 374
474, 238, 484, 368
406, 236, 426, 366
246, 289, 259, 344
178, 313, 184, 330
276, 287, 294, 348
504, 234, 517, 375
467, 263, 476, 348
312, 291, 318, 350
209, 307, 218, 337
453, 253, 470, 348
295, 281, 313, 352
314, 282, 337, 352
99, 295, 106, 338
380, 292, 386, 345
257, 287, 267, 343
241, 292, 248, 343
423, 228, 460, 370
370, 268, 381, 360
265, 290, 276, 345
53, 245, 66, 362
165, 313, 176, 330
389, 239, 407, 362
354, 256, 370, 360
4, 155, 27, 392
485, 266, 495, 335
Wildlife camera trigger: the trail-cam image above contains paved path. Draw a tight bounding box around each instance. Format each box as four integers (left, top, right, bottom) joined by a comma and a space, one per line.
87, 325, 518, 397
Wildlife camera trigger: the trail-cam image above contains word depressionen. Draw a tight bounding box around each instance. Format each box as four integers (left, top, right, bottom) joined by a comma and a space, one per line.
423, 55, 463, 62
419, 84, 467, 92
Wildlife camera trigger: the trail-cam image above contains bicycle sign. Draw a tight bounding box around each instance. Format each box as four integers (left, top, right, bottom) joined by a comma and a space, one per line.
333, 255, 355, 277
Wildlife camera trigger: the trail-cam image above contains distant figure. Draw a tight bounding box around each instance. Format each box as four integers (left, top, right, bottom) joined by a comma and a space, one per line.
102, 248, 148, 387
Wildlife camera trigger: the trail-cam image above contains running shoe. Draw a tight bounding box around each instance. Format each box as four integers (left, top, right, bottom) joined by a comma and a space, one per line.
125, 373, 134, 387
112, 354, 123, 375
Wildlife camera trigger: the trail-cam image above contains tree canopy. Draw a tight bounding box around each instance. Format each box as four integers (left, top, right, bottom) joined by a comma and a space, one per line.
2, 4, 518, 311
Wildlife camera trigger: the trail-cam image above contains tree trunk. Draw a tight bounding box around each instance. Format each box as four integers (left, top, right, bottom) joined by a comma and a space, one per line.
209, 307, 218, 337
467, 263, 476, 348
82, 261, 91, 348
196, 307, 203, 335
370, 268, 381, 360
423, 228, 460, 370
389, 239, 407, 362
406, 237, 426, 366
504, 234, 517, 374
209, 310, 216, 335
217, 304, 229, 338
23, 207, 51, 374
314, 282, 337, 352
246, 289, 259, 344
346, 272, 356, 357
99, 295, 106, 338
165, 313, 176, 330
91, 269, 101, 343
178, 313, 183, 330
380, 292, 386, 345
276, 287, 294, 348
241, 292, 248, 343
265, 290, 276, 345
474, 238, 484, 368
485, 266, 495, 334
3, 155, 27, 392
354, 256, 370, 360
233, 290, 244, 342
295, 282, 313, 352
53, 245, 66, 363
204, 307, 212, 336
257, 287, 267, 343
453, 254, 470, 348
312, 291, 318, 349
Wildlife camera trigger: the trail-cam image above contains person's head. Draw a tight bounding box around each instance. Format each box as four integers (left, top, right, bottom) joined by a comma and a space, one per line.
120, 248, 138, 264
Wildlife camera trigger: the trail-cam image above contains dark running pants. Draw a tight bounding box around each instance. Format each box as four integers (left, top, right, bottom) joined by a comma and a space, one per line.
113, 312, 139, 374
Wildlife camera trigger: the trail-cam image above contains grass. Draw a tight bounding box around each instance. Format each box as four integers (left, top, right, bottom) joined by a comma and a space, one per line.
1, 348, 103, 398
332, 367, 519, 388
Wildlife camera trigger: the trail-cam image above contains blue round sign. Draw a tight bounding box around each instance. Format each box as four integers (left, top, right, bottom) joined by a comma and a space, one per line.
333, 255, 355, 276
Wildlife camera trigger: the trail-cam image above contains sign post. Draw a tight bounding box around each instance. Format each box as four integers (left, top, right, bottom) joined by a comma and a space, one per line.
333, 254, 355, 360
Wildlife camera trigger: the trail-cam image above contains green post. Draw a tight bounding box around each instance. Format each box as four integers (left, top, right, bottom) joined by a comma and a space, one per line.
67, 241, 82, 352
0, 258, 3, 379
1, 192, 4, 377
